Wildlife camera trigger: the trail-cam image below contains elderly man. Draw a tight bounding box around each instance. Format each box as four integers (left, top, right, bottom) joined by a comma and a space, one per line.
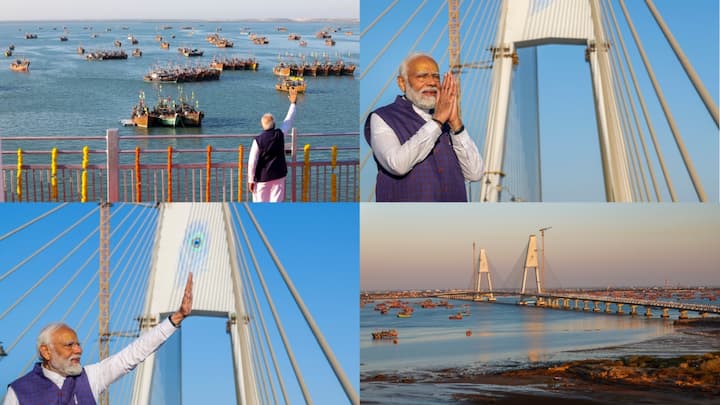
364, 53, 483, 202
248, 87, 298, 202
3, 273, 193, 405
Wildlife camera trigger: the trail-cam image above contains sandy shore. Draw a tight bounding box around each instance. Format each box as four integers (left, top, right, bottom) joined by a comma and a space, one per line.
361, 319, 720, 404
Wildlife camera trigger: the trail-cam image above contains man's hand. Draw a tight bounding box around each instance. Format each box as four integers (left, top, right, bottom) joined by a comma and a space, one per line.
432, 72, 456, 124
248, 182, 256, 193
448, 73, 463, 133
170, 272, 193, 326
288, 87, 298, 104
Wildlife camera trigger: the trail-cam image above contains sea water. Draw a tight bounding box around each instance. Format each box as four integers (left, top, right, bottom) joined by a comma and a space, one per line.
361, 297, 675, 374
0, 20, 358, 159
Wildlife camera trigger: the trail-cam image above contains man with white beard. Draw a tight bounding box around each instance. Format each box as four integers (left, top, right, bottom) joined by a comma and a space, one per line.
3, 273, 193, 405
364, 53, 483, 202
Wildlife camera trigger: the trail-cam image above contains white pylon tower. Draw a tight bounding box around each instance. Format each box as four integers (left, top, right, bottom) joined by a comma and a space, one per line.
520, 234, 543, 305
473, 243, 495, 302
480, 0, 633, 202
131, 203, 258, 405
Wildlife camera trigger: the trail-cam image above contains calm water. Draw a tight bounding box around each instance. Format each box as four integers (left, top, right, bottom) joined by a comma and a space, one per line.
361, 297, 674, 374
0, 20, 358, 160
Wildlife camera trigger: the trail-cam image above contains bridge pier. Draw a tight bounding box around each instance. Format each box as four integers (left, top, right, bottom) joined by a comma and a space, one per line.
700, 312, 709, 318
645, 307, 653, 317
593, 301, 601, 312
563, 299, 571, 310
630, 305, 638, 316
604, 302, 613, 313
678, 310, 689, 320
574, 299, 581, 310
616, 303, 624, 315
583, 301, 590, 311
661, 308, 670, 318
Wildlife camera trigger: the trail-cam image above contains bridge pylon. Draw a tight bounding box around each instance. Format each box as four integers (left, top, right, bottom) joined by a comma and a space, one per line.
480, 0, 633, 202
131, 203, 258, 405
473, 244, 495, 302
519, 234, 543, 305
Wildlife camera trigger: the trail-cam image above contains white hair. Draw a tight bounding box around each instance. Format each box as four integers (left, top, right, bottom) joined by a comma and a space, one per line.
261, 113, 275, 130
37, 323, 71, 360
398, 52, 436, 81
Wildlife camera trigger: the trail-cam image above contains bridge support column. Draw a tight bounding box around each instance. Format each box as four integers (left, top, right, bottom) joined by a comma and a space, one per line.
678, 310, 688, 320
616, 303, 624, 315
699, 312, 709, 318
563, 299, 570, 310
630, 305, 638, 316
583, 301, 590, 311
661, 308, 670, 318
645, 307, 653, 317
574, 299, 581, 311
593, 301, 600, 312
604, 302, 613, 313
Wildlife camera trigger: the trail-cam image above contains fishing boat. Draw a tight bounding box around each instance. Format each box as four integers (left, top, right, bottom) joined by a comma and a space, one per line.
396, 307, 413, 318
77, 46, 85, 54
131, 90, 204, 128
132, 48, 142, 57
215, 39, 233, 48
114, 40, 122, 47
179, 47, 203, 57
10, 59, 30, 72
176, 87, 204, 127
371, 329, 398, 340
287, 34, 301, 40
251, 37, 269, 45
128, 35, 138, 44
448, 312, 463, 320
275, 76, 306, 93
59, 35, 68, 41
4, 49, 12, 57
272, 63, 291, 76
298, 40, 307, 47
325, 38, 336, 46
25, 33, 38, 39
160, 41, 170, 49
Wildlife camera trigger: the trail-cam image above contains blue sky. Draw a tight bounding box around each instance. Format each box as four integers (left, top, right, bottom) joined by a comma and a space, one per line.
361, 203, 720, 291
359, 0, 718, 202
0, 203, 359, 404
3, 1, 358, 21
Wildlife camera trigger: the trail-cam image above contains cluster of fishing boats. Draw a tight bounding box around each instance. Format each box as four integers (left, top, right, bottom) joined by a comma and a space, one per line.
272, 59, 356, 77
209, 56, 258, 71
143, 65, 221, 83
205, 33, 234, 48
371, 329, 398, 341
85, 50, 127, 60
130, 90, 204, 128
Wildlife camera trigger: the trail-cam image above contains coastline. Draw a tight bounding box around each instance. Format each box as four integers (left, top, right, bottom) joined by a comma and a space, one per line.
361, 318, 720, 404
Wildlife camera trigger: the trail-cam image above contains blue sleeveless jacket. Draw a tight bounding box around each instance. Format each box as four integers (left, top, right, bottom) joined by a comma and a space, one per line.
9, 363, 96, 405
364, 96, 467, 202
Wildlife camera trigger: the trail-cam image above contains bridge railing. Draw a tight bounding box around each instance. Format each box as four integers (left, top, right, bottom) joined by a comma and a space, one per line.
0, 129, 359, 202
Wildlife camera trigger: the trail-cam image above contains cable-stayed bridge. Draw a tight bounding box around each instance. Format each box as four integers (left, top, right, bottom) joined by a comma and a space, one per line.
0, 203, 358, 404
436, 234, 720, 319
360, 0, 718, 202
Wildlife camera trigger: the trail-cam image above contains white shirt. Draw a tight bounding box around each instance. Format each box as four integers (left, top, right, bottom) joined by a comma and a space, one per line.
369, 100, 483, 181
3, 318, 178, 405
248, 103, 297, 185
